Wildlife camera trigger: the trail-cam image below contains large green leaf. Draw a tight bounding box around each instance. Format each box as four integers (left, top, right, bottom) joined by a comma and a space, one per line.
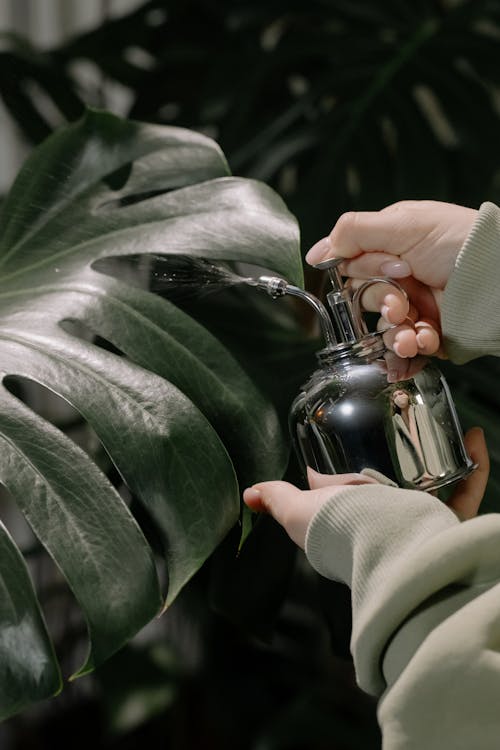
0, 109, 302, 717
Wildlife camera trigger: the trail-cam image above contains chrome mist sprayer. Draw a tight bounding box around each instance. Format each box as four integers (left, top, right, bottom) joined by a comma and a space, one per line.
251, 262, 474, 492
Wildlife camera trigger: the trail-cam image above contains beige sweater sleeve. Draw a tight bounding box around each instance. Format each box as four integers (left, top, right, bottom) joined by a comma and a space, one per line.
304, 203, 500, 749
442, 201, 500, 363
305, 488, 500, 749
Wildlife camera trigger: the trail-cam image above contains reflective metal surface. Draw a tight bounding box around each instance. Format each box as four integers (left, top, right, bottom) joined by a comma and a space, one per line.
251, 264, 474, 493
289, 352, 475, 492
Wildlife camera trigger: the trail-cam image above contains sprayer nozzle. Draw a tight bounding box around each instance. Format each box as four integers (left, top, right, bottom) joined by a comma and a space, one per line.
251, 274, 338, 347
255, 275, 289, 299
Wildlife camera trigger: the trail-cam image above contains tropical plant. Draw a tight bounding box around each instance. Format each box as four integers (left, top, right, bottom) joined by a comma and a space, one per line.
0, 108, 307, 720
2, 1, 500, 744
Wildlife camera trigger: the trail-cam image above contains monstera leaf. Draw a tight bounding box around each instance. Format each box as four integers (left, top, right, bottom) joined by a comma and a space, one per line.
0, 109, 302, 719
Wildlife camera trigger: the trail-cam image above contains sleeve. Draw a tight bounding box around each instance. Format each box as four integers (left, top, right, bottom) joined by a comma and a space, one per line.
442, 201, 500, 363
305, 485, 500, 750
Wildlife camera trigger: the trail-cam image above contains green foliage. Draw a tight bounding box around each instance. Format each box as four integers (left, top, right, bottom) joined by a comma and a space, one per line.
0, 108, 303, 718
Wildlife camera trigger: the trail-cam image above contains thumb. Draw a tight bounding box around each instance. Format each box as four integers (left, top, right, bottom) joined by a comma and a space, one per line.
243, 480, 302, 522
307, 467, 379, 489
243, 480, 329, 549
447, 427, 489, 520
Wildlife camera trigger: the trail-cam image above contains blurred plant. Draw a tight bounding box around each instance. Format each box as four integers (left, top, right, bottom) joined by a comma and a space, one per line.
4, 0, 500, 244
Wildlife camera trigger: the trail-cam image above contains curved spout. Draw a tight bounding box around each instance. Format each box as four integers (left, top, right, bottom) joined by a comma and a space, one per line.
251, 275, 338, 348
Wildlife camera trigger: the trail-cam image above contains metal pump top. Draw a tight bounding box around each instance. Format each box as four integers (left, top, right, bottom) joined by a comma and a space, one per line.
312, 257, 365, 344
253, 259, 404, 354
253, 258, 368, 351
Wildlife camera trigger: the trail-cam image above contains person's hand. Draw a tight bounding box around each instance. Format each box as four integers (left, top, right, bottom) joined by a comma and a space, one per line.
305, 201, 478, 371
243, 471, 378, 549
243, 428, 489, 548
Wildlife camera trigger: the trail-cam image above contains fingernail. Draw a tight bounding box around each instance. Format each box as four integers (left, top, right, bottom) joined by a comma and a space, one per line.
380, 260, 411, 278
381, 304, 391, 321
388, 370, 401, 383
305, 236, 332, 264
243, 487, 261, 503
392, 342, 408, 358
415, 331, 426, 348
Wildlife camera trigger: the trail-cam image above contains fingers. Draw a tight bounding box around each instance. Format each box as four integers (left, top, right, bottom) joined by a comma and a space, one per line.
355, 275, 442, 326
379, 317, 441, 358
414, 321, 442, 355
386, 324, 419, 359
341, 252, 412, 281
383, 351, 430, 383
306, 202, 478, 293
307, 467, 378, 489
350, 280, 410, 325
447, 428, 490, 521
348, 278, 441, 358
306, 205, 420, 264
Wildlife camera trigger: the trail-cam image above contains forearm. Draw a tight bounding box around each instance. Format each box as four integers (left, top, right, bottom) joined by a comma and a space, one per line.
379, 580, 500, 750
305, 485, 460, 694
305, 486, 500, 748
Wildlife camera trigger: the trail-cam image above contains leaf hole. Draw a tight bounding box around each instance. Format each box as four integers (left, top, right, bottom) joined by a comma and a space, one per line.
92, 253, 158, 291
96, 187, 175, 211
59, 318, 126, 359
3, 375, 125, 494
0, 484, 88, 678
4, 375, 81, 428
6, 359, 169, 559
11, 334, 167, 555
102, 161, 133, 191
0, 485, 37, 555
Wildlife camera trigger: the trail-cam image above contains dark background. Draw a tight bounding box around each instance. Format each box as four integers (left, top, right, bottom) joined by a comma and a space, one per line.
1, 1, 500, 748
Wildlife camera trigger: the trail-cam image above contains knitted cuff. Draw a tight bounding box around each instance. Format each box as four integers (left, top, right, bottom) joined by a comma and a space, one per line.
305, 484, 458, 588
304, 484, 460, 693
